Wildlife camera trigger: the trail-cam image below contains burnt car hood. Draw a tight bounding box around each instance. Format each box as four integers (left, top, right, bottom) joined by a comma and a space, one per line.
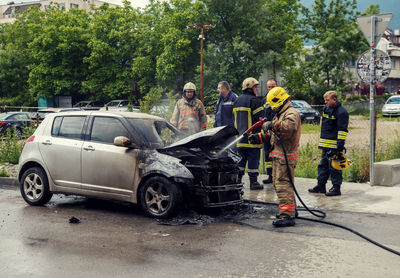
162, 125, 238, 151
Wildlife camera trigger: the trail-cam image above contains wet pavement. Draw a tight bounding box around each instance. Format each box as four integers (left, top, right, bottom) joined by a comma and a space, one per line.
242, 175, 400, 216
1, 177, 400, 277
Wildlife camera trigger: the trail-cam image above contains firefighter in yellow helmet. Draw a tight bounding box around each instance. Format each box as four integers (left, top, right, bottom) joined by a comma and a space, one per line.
170, 82, 207, 136
233, 77, 265, 190
249, 87, 301, 227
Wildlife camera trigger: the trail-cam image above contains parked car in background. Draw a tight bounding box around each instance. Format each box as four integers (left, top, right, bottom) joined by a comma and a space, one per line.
382, 95, 400, 117
0, 112, 32, 137
73, 100, 104, 110
291, 100, 321, 124
18, 111, 243, 218
33, 107, 82, 122
100, 99, 139, 112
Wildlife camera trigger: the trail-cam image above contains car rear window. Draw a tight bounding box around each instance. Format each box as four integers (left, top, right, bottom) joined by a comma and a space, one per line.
52, 116, 85, 139
90, 116, 130, 144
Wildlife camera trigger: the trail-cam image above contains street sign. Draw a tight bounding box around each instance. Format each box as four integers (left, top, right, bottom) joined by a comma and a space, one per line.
356, 13, 393, 47
356, 49, 391, 84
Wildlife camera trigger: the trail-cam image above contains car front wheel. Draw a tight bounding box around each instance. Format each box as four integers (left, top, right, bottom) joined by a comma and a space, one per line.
139, 176, 182, 219
20, 167, 53, 206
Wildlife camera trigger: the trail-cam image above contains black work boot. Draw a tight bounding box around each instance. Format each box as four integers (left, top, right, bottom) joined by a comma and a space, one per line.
249, 176, 264, 190
308, 184, 326, 194
262, 175, 273, 184
273, 217, 295, 227
325, 186, 341, 196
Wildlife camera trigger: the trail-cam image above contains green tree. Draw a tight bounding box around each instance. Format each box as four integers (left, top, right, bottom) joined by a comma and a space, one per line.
28, 5, 91, 100
300, 0, 368, 99
0, 6, 42, 105
83, 1, 138, 102
201, 0, 301, 106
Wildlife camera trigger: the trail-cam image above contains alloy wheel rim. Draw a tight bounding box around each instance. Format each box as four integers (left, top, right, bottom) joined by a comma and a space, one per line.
24, 173, 43, 201
145, 183, 171, 214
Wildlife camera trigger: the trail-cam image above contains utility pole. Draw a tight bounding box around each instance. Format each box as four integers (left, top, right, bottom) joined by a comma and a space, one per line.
187, 24, 215, 104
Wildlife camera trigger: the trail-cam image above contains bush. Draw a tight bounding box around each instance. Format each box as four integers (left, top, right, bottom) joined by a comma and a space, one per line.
0, 166, 10, 177
0, 125, 34, 164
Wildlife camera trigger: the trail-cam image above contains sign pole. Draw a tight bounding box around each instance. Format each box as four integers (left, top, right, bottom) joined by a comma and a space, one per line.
369, 15, 376, 185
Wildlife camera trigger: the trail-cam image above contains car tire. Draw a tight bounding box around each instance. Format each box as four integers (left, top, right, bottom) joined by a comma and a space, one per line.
139, 176, 182, 219
20, 167, 53, 206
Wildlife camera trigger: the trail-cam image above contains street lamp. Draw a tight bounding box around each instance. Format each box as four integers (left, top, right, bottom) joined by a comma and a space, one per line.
187, 23, 215, 104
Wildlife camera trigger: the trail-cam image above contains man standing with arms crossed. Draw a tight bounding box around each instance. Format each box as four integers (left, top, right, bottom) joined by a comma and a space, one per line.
308, 90, 349, 196
214, 81, 237, 127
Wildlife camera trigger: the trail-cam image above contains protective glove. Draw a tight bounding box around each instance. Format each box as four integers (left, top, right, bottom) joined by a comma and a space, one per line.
326, 149, 338, 158
262, 121, 273, 131
248, 133, 263, 144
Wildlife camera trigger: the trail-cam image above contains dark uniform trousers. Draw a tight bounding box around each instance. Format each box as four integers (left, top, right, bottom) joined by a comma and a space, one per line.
317, 149, 342, 187
238, 148, 260, 178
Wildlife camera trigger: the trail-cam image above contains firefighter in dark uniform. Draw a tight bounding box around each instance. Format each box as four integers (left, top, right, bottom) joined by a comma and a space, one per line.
262, 79, 278, 184
233, 77, 264, 190
308, 90, 349, 196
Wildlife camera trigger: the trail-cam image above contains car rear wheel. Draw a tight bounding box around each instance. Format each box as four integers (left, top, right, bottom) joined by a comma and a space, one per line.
20, 167, 53, 206
140, 176, 182, 219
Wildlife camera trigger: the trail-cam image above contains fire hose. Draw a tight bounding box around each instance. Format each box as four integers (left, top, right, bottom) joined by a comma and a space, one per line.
271, 130, 400, 257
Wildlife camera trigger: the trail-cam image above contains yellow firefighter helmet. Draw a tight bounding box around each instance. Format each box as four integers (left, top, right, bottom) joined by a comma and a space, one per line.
242, 77, 259, 91
183, 82, 196, 92
331, 152, 350, 171
267, 87, 290, 109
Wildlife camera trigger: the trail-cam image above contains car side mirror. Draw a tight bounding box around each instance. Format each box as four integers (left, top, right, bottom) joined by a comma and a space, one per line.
114, 136, 137, 148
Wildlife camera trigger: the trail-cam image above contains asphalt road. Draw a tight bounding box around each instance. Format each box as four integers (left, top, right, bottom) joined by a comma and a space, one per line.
0, 185, 399, 278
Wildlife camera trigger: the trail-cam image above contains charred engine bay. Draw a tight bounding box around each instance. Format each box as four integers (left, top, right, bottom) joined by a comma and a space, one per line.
158, 146, 243, 207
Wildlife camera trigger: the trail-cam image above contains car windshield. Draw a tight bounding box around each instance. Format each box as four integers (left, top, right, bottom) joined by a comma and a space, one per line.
106, 101, 121, 107
126, 118, 182, 148
74, 102, 89, 107
387, 97, 400, 104
0, 113, 10, 120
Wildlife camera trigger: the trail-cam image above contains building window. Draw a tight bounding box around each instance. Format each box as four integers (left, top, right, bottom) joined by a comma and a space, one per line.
44, 5, 50, 10
70, 3, 79, 9
392, 59, 396, 69
58, 3, 65, 10
348, 59, 356, 67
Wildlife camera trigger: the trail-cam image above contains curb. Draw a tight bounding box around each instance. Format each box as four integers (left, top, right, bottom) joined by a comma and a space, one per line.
0, 177, 18, 187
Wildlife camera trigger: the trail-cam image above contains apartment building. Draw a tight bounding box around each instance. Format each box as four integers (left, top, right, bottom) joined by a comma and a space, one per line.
0, 0, 117, 24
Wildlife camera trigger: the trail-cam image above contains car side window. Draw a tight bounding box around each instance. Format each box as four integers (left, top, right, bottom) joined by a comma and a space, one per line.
52, 116, 85, 139
90, 117, 130, 144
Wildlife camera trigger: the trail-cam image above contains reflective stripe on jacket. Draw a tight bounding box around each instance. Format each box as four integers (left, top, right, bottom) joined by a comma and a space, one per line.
266, 101, 301, 162
170, 97, 207, 135
318, 102, 349, 150
233, 91, 264, 148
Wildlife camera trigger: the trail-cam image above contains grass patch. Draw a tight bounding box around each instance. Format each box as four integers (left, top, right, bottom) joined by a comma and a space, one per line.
0, 126, 34, 164
301, 123, 320, 134
0, 166, 10, 177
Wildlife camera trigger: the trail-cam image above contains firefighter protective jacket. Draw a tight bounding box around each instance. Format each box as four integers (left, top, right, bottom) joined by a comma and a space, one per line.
170, 97, 207, 134
265, 101, 301, 163
214, 90, 238, 127
318, 101, 349, 151
233, 91, 264, 148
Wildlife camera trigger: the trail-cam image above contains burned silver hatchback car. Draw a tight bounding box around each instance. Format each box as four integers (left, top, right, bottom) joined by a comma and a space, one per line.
18, 111, 243, 218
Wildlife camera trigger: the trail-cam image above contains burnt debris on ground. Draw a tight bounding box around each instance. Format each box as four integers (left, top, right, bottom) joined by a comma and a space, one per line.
157, 201, 277, 226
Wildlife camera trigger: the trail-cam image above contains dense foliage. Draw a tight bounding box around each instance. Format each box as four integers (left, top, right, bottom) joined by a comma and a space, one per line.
0, 0, 374, 108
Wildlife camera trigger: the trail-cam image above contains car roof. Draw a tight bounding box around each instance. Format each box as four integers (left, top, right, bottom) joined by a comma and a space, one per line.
39, 108, 81, 112
46, 110, 165, 121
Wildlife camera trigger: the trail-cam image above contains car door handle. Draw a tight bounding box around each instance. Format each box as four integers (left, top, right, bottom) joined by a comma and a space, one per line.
42, 140, 52, 145
83, 146, 95, 151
